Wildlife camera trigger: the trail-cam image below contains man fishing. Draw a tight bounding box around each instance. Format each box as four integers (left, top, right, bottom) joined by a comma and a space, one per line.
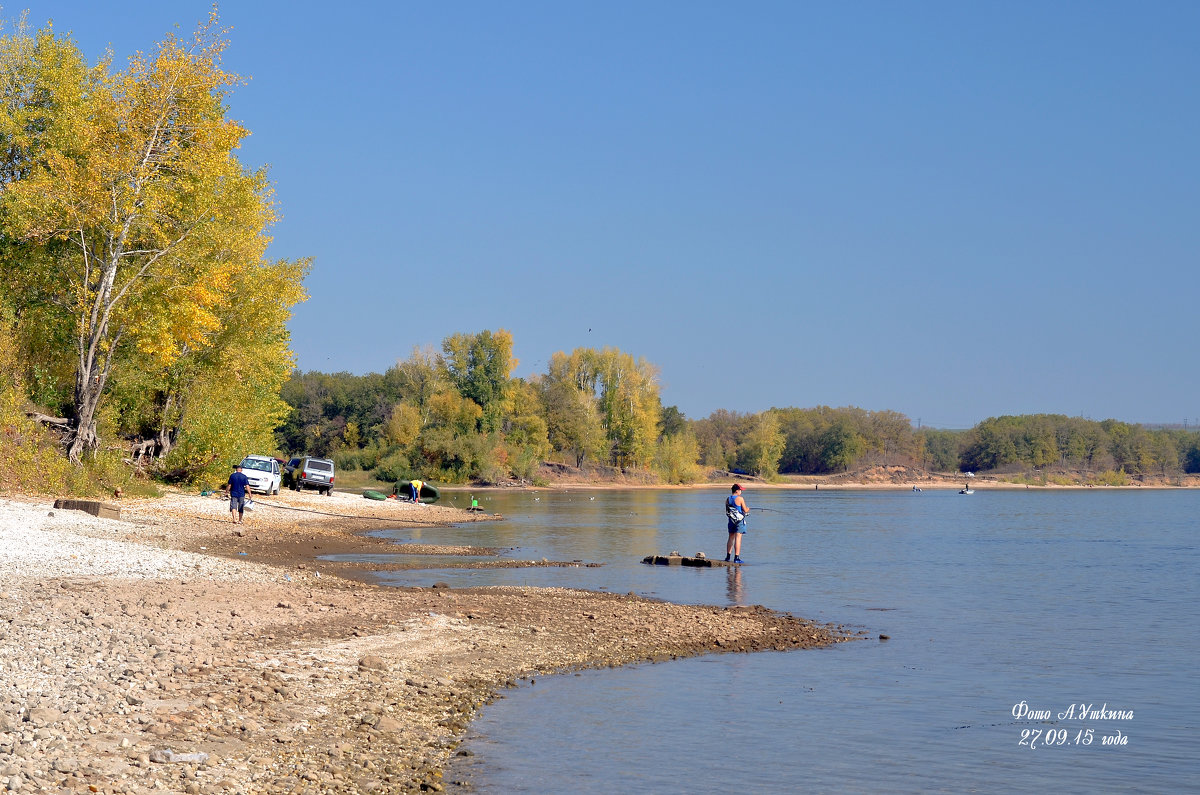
725, 483, 749, 563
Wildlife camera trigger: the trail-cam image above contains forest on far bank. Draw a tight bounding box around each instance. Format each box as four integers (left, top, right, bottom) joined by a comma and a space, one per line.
277, 329, 1200, 488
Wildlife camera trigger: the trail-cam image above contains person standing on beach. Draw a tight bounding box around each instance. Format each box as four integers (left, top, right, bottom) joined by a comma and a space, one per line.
725, 484, 749, 563
227, 464, 251, 524
410, 478, 424, 504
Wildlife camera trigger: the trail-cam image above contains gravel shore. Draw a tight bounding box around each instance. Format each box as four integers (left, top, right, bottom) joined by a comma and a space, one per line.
1, 489, 846, 794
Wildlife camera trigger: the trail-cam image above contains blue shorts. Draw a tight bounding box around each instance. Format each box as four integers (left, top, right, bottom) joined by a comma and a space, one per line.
230, 496, 246, 512
728, 521, 746, 534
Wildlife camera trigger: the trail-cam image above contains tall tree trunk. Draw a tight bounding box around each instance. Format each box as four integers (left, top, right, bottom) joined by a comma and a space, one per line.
155, 390, 181, 460
68, 368, 103, 464
68, 271, 122, 464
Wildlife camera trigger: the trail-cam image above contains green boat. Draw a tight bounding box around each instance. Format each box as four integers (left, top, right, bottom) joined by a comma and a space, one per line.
394, 481, 440, 503
363, 489, 387, 501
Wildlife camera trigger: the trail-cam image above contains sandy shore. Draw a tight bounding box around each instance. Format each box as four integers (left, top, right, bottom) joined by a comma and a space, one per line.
502, 465, 1200, 492
0, 489, 846, 794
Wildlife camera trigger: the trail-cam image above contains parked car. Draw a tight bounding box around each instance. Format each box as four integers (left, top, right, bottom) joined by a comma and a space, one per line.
239, 455, 281, 495
282, 456, 302, 488
287, 456, 335, 495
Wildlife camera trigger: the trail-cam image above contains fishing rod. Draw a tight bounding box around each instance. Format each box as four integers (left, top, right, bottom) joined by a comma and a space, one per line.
746, 506, 808, 519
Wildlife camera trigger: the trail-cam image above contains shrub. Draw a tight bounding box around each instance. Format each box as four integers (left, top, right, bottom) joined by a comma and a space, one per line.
333, 450, 362, 471
0, 333, 73, 494
508, 443, 542, 481
653, 432, 702, 484
373, 451, 411, 483
1088, 469, 1129, 487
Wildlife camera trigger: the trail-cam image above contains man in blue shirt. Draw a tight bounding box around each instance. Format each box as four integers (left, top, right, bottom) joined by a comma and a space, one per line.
227, 464, 251, 524
725, 484, 749, 563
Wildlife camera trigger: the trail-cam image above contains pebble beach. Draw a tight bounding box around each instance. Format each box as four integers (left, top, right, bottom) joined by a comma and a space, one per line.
0, 490, 842, 793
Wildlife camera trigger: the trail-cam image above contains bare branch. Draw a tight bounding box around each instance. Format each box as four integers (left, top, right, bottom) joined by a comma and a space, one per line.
26, 411, 71, 429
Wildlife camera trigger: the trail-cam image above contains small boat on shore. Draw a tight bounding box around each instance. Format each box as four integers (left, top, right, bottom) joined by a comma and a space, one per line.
394, 481, 441, 503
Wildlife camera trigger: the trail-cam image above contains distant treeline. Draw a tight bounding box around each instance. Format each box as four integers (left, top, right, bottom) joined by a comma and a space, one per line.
279, 329, 1200, 484
934, 414, 1200, 477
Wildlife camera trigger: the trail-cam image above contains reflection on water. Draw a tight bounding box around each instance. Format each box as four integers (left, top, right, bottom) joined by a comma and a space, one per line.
349, 489, 1200, 793
725, 565, 744, 605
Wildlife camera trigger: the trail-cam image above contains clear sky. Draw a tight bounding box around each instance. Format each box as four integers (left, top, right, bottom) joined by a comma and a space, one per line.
10, 1, 1198, 427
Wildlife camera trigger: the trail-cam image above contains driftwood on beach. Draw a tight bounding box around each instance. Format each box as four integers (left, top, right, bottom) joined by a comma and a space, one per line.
51, 498, 122, 520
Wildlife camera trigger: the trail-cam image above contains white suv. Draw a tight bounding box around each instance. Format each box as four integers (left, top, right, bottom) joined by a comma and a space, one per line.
239, 455, 281, 495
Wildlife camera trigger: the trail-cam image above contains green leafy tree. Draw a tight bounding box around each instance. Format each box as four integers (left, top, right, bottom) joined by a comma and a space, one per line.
410, 388, 497, 481
594, 348, 661, 469
653, 430, 702, 484
658, 405, 688, 438
864, 409, 922, 462
441, 329, 516, 432
343, 420, 361, 450
773, 406, 825, 473
501, 378, 550, 478
1103, 420, 1148, 474
1182, 435, 1200, 474
918, 428, 963, 472
818, 418, 866, 473
542, 379, 606, 468
384, 403, 421, 447
738, 411, 785, 478
389, 345, 447, 424
142, 257, 306, 475
1, 16, 285, 463
767, 406, 921, 474
0, 311, 74, 492
693, 409, 754, 471
960, 417, 1021, 472
1056, 417, 1109, 468
160, 346, 291, 484
541, 350, 607, 468
1151, 433, 1178, 477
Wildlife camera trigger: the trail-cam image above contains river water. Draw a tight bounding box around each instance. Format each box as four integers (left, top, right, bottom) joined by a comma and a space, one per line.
332, 488, 1199, 793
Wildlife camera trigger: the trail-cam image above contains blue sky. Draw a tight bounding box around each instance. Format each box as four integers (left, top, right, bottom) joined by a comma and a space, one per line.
10, 1, 1198, 427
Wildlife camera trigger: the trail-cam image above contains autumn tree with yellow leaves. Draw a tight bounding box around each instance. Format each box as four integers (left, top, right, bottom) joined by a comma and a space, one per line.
1, 14, 307, 479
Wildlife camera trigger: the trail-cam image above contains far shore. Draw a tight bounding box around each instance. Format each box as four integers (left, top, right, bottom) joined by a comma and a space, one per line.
435, 470, 1200, 493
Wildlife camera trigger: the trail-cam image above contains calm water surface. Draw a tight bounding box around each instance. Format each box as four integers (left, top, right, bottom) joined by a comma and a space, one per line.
332, 489, 1199, 793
